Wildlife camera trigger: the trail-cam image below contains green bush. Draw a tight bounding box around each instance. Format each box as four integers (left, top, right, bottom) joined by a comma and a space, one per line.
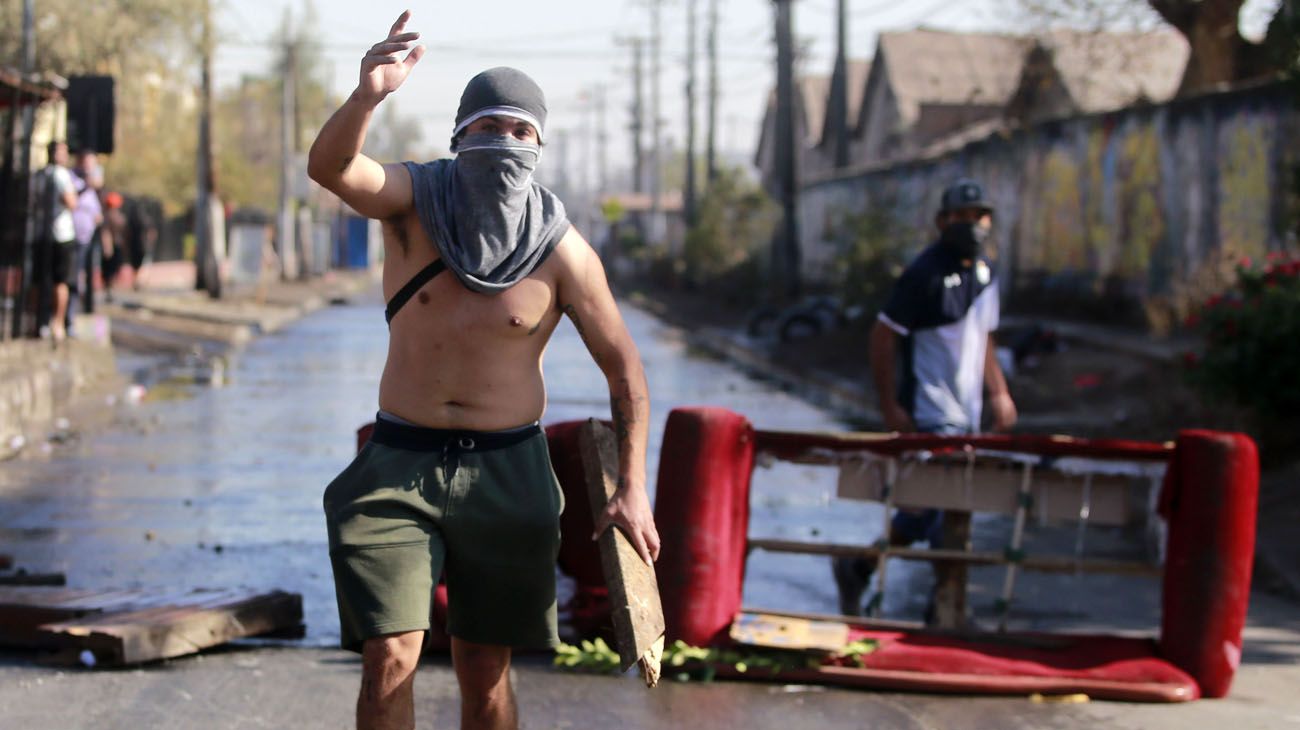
830, 207, 908, 315
1185, 253, 1300, 431
683, 168, 778, 301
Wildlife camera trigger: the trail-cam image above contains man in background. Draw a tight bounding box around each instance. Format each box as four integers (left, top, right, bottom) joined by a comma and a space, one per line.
31, 141, 78, 341
70, 150, 104, 326
834, 178, 1017, 621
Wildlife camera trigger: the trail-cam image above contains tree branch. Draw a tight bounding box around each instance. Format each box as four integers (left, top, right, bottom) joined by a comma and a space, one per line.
1148, 0, 1197, 33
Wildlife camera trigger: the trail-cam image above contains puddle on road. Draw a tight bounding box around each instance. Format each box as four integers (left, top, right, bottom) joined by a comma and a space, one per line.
0, 293, 1161, 647
143, 379, 198, 402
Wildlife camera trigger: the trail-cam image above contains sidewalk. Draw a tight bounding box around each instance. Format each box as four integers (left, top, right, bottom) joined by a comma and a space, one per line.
0, 263, 377, 463
103, 262, 378, 356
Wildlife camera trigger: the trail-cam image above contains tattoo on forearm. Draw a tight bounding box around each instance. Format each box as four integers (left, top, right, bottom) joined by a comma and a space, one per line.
338, 155, 355, 174
609, 376, 647, 488
564, 303, 646, 482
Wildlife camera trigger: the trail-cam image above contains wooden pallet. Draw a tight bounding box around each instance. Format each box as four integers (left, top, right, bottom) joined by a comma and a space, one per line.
0, 587, 303, 665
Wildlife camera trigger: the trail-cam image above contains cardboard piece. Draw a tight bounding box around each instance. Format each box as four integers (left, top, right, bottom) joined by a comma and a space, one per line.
730, 612, 849, 652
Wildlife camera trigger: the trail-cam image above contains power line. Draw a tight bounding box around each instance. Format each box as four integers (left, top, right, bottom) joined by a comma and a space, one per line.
218, 39, 769, 62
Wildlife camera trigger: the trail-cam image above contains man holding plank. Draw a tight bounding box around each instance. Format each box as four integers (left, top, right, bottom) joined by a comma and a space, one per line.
310, 11, 658, 729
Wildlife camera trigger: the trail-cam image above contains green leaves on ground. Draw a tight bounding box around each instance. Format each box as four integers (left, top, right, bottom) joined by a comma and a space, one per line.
553, 637, 878, 682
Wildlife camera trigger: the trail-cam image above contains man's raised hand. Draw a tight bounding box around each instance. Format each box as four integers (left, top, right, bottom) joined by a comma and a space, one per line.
357, 10, 425, 104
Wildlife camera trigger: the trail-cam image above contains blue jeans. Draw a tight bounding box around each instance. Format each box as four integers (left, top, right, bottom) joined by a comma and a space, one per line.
890, 423, 971, 547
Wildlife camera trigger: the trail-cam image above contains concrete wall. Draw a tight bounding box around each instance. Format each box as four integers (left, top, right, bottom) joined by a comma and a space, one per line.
0, 334, 119, 448
801, 82, 1299, 331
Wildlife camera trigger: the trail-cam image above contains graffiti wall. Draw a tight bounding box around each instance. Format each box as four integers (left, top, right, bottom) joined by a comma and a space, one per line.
800, 82, 1299, 331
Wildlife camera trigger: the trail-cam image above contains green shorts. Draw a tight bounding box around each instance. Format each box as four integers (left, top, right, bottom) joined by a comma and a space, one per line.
323, 416, 564, 652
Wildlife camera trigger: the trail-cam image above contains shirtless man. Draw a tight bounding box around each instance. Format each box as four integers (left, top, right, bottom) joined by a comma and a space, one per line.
309, 12, 658, 730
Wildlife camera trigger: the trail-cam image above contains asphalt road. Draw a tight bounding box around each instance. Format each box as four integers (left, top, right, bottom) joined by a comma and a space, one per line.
0, 292, 1297, 729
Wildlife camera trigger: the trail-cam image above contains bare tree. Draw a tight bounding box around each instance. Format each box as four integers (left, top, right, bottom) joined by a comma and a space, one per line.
1150, 0, 1254, 92
1019, 0, 1287, 95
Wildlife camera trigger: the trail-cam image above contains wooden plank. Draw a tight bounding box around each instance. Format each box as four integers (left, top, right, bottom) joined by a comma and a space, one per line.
837, 460, 1135, 526
0, 588, 126, 646
739, 606, 1079, 650
730, 612, 849, 652
36, 590, 303, 666
753, 429, 1173, 462
0, 570, 66, 586
741, 605, 924, 632
747, 538, 1162, 577
578, 419, 664, 686
931, 512, 971, 629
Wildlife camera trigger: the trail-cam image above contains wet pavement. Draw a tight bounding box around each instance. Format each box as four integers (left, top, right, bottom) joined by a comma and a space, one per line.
1, 286, 1298, 728
0, 287, 939, 647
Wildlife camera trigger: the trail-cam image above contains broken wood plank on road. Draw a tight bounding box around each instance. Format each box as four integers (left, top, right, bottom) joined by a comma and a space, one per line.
0, 587, 153, 647
0, 586, 253, 647
579, 419, 665, 687
37, 589, 303, 666
0, 587, 303, 665
0, 569, 66, 586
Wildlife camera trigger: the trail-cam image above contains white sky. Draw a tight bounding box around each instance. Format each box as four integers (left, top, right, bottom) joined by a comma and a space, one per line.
215, 0, 1283, 187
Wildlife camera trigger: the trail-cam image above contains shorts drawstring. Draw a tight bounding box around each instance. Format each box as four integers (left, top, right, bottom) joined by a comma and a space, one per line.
441, 435, 478, 484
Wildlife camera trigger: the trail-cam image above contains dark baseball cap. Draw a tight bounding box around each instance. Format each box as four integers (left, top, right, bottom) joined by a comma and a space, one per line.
939, 178, 993, 214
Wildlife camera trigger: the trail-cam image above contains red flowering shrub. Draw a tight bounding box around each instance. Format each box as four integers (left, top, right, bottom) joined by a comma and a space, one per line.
1184, 253, 1300, 428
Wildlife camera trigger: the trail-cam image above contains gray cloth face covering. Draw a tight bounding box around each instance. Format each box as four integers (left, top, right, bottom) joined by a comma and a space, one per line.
403, 133, 569, 295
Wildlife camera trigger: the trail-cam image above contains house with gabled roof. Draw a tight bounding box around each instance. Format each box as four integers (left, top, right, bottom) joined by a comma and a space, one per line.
849, 29, 1031, 170
1006, 29, 1189, 125
812, 59, 873, 176
755, 74, 833, 197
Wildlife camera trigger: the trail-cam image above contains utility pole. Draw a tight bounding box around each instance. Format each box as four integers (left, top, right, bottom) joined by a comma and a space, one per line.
829, 0, 850, 169
684, 0, 698, 229
595, 84, 608, 195
706, 0, 719, 183
9, 0, 36, 337
772, 0, 801, 300
649, 0, 662, 247
278, 8, 298, 281
617, 36, 646, 244
580, 89, 592, 236
625, 37, 645, 195
195, 0, 221, 298
554, 128, 570, 201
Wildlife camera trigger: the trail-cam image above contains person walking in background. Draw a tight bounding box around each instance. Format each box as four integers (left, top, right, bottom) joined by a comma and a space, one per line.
833, 178, 1017, 621
70, 150, 104, 327
124, 196, 161, 289
100, 192, 127, 302
31, 141, 78, 341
